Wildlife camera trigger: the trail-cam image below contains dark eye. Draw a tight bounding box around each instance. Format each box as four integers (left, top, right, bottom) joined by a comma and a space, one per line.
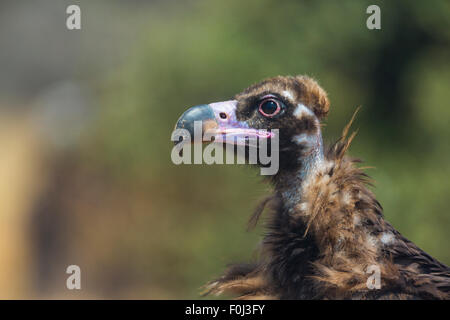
259, 99, 281, 117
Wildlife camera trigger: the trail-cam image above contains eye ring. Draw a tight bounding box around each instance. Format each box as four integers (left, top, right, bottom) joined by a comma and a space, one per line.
258, 98, 281, 117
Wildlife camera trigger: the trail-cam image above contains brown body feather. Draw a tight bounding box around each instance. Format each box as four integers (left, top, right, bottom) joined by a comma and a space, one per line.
205, 113, 449, 300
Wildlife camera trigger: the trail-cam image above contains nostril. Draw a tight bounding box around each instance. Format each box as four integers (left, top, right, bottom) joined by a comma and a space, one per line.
219, 112, 228, 119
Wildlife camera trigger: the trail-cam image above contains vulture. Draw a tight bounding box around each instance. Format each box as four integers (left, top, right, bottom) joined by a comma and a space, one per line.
174, 75, 450, 299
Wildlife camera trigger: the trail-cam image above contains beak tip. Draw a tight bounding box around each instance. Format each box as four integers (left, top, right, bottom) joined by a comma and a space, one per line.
174, 104, 216, 142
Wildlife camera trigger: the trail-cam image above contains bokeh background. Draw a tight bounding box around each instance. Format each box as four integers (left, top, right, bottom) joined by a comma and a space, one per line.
0, 0, 449, 299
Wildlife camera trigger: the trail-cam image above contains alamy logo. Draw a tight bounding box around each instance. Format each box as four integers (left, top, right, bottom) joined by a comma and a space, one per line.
366, 264, 381, 289
171, 121, 280, 175
366, 5, 381, 30
66, 265, 81, 290
66, 5, 81, 30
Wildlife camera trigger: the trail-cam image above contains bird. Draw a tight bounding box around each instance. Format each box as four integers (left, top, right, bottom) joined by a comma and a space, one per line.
174, 75, 450, 300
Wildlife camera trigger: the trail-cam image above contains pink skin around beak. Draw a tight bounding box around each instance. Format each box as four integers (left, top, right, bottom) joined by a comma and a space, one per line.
205, 100, 274, 145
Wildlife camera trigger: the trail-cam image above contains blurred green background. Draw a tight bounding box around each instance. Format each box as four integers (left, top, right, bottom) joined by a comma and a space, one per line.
0, 0, 448, 298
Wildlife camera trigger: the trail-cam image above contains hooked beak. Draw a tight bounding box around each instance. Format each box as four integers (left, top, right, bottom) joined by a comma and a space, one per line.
174, 100, 273, 146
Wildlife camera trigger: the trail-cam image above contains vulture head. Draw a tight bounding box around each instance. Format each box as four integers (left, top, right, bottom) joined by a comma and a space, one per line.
175, 76, 329, 176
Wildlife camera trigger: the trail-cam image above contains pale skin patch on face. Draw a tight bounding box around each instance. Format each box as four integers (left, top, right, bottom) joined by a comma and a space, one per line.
293, 103, 314, 119
282, 90, 295, 102
292, 133, 315, 147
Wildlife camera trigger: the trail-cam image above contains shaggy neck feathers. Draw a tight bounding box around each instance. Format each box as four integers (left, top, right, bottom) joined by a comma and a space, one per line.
264, 125, 400, 298
276, 128, 324, 213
